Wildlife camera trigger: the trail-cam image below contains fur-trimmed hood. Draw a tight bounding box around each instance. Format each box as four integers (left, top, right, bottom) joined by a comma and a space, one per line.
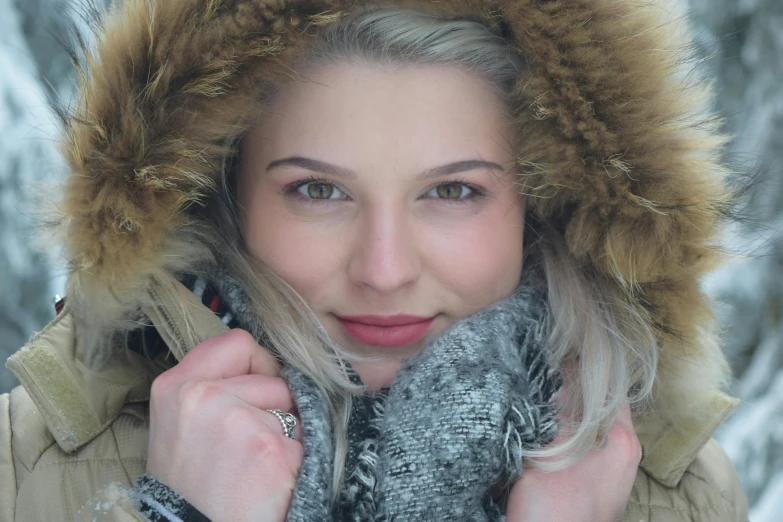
53, 0, 740, 486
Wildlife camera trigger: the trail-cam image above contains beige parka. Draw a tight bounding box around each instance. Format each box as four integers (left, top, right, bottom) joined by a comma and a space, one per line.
1, 0, 750, 520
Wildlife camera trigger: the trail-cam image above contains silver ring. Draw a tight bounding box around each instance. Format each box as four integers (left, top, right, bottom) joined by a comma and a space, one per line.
266, 409, 297, 440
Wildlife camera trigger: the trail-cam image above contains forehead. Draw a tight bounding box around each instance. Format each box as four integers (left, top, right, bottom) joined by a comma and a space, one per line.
245, 63, 515, 164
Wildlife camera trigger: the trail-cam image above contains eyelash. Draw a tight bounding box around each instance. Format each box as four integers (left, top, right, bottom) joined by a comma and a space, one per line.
281, 175, 488, 206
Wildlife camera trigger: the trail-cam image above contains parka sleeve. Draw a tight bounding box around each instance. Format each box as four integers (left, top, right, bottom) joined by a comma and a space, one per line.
132, 474, 212, 521
624, 438, 749, 522
75, 483, 149, 521
76, 476, 212, 522
0, 393, 16, 522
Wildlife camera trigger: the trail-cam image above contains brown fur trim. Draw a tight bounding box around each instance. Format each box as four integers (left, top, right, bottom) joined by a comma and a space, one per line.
54, 0, 734, 419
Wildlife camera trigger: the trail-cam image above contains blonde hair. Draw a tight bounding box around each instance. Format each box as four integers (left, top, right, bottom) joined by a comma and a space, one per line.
200, 4, 658, 493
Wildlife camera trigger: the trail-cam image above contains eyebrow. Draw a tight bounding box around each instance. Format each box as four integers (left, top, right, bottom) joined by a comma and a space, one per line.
264, 156, 505, 181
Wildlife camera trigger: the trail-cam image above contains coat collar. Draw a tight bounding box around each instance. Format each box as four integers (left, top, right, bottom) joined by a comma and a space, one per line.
636, 391, 738, 486
6, 272, 738, 487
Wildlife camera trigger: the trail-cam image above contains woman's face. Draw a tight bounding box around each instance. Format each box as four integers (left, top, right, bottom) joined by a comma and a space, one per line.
239, 63, 525, 391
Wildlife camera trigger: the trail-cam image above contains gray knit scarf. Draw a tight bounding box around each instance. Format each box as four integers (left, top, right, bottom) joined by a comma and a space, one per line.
213, 268, 562, 522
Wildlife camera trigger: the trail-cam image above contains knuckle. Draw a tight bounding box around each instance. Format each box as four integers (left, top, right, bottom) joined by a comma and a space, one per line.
220, 404, 262, 433
248, 430, 287, 460
150, 371, 177, 400
267, 377, 293, 398
187, 336, 222, 357
222, 328, 256, 348
177, 381, 218, 414
188, 329, 254, 358
611, 424, 642, 464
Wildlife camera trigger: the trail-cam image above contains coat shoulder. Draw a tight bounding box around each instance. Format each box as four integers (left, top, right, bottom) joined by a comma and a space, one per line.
624, 438, 748, 522
1, 383, 150, 521
2, 386, 56, 494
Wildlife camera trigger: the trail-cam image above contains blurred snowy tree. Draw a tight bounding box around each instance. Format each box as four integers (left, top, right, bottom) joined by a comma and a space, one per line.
0, 0, 73, 391
0, 0, 781, 518
689, 0, 783, 519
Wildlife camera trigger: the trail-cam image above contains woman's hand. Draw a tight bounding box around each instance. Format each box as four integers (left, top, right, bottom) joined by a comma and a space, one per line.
145, 329, 303, 522
506, 401, 642, 522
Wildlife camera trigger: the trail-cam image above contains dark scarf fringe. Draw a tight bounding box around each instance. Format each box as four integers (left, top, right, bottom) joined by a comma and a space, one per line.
502, 328, 563, 478
337, 396, 387, 521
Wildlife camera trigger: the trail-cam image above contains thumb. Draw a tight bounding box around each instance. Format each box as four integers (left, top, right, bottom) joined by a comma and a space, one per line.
171, 329, 281, 380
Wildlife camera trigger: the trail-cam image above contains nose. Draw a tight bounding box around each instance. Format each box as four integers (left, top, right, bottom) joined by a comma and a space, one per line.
347, 205, 421, 295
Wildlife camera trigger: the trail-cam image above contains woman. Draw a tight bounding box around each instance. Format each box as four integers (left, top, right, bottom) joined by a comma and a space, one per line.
0, 0, 748, 520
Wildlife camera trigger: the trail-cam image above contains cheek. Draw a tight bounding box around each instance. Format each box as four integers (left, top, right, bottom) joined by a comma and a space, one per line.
242, 192, 342, 302
422, 201, 524, 299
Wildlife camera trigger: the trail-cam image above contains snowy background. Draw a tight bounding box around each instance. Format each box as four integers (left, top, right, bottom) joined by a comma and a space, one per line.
0, 0, 780, 519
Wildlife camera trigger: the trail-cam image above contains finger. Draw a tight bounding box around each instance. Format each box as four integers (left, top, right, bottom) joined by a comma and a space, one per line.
505, 473, 550, 521
612, 401, 634, 433
599, 402, 643, 474
215, 375, 295, 412
172, 329, 280, 380
262, 409, 303, 443
216, 377, 303, 441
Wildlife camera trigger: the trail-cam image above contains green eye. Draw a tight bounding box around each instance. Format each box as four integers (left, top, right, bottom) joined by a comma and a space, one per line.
303, 183, 335, 199
433, 183, 471, 199
436, 184, 462, 199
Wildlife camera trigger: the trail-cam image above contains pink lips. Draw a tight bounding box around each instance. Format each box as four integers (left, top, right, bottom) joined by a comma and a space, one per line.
335, 314, 435, 347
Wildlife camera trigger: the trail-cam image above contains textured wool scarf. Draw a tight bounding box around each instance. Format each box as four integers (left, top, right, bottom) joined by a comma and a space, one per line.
274, 267, 563, 522
130, 267, 561, 521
